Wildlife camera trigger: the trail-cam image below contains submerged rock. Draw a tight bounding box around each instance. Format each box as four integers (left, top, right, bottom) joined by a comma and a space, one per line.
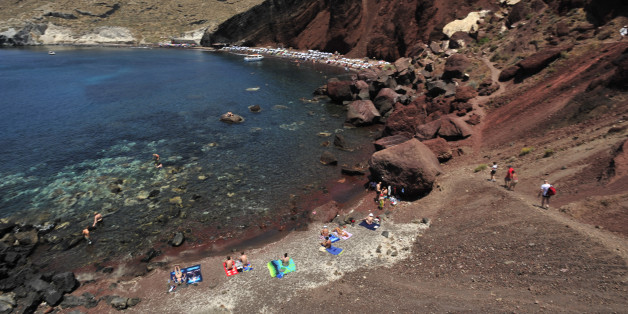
219, 113, 244, 124
170, 232, 184, 247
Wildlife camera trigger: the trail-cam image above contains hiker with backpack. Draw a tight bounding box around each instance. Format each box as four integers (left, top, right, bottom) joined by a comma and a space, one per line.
539, 179, 556, 209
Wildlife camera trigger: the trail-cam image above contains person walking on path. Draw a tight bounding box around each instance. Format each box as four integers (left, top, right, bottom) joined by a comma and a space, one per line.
539, 179, 552, 209
504, 165, 514, 189
490, 162, 498, 182
620, 25, 628, 40
509, 170, 519, 191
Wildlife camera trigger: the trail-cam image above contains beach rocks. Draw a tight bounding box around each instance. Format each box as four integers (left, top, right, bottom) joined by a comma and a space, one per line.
368, 138, 442, 198
373, 88, 399, 116
346, 100, 380, 126
248, 104, 262, 112
327, 79, 353, 103
320, 151, 338, 165
219, 113, 244, 124
422, 138, 453, 162
170, 232, 185, 247
311, 201, 339, 223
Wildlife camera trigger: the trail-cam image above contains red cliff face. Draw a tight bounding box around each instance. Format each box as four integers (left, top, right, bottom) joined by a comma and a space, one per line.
202, 0, 497, 60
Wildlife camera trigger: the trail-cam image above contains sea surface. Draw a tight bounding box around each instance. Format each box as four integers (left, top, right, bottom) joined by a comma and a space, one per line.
0, 46, 372, 264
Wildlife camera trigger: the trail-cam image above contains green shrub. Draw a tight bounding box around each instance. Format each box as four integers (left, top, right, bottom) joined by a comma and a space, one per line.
520, 147, 535, 156
477, 37, 490, 45
543, 149, 554, 158
474, 164, 488, 172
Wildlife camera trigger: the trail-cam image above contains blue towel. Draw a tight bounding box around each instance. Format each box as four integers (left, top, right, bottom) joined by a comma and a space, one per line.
359, 221, 380, 230
326, 246, 344, 255
329, 234, 340, 243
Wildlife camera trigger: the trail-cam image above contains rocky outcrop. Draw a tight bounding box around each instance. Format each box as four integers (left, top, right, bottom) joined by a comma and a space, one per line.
442, 10, 491, 38
368, 138, 442, 198
219, 113, 245, 124
327, 79, 354, 103
442, 54, 470, 80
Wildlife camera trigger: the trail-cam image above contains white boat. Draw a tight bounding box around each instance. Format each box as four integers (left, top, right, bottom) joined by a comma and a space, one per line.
48, 51, 56, 55
244, 54, 263, 62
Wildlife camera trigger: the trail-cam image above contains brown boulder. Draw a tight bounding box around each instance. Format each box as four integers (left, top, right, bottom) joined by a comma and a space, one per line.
327, 79, 353, 103
442, 54, 469, 80
394, 57, 413, 73
353, 80, 370, 100
311, 201, 340, 223
437, 116, 473, 140
357, 69, 378, 82
346, 100, 380, 126
555, 21, 569, 37
368, 138, 442, 198
517, 47, 567, 76
383, 98, 428, 138
374, 134, 412, 151
455, 85, 477, 102
320, 151, 338, 165
373, 88, 399, 115
416, 119, 441, 140
422, 137, 453, 162
498, 65, 519, 82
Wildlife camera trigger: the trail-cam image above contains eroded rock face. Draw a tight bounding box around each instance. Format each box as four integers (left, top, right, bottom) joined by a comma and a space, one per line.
368, 138, 442, 198
203, 0, 498, 60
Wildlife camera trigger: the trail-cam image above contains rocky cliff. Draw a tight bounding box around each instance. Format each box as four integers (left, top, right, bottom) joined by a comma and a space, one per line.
202, 0, 626, 60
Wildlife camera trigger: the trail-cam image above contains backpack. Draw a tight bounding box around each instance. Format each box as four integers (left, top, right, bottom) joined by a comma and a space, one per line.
547, 186, 556, 196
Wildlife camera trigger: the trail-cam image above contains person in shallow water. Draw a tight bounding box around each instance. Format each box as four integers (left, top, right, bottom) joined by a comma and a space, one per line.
92, 212, 103, 228
82, 227, 91, 245
152, 153, 162, 168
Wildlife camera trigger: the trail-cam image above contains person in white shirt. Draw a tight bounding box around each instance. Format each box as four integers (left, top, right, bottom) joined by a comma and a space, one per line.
539, 180, 552, 209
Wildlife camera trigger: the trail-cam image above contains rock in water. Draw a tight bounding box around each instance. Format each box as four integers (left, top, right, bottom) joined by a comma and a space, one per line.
320, 151, 338, 165
171, 232, 184, 247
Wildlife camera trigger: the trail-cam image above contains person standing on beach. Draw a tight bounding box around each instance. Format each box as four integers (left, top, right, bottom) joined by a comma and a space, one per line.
490, 162, 497, 182
620, 25, 627, 40
82, 227, 92, 245
539, 179, 552, 209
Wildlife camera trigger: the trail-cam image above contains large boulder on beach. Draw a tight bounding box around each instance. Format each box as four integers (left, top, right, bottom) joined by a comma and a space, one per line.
373, 88, 399, 116
219, 113, 244, 124
346, 100, 380, 126
311, 201, 340, 223
327, 78, 353, 103
353, 80, 370, 100
320, 151, 338, 165
368, 138, 442, 198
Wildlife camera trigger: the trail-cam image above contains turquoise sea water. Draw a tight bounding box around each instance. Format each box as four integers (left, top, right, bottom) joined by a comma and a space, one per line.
0, 47, 370, 257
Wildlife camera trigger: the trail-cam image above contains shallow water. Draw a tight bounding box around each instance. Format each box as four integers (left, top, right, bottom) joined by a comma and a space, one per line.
0, 47, 373, 265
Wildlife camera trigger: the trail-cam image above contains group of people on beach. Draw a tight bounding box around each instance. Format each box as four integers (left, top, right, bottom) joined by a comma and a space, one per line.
370, 181, 401, 210
489, 162, 556, 209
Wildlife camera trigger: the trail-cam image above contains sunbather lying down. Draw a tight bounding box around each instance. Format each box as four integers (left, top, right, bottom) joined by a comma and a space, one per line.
333, 227, 348, 237
174, 265, 187, 284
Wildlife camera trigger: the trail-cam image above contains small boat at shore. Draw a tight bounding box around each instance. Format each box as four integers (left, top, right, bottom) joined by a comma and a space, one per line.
48, 51, 56, 55
244, 54, 263, 62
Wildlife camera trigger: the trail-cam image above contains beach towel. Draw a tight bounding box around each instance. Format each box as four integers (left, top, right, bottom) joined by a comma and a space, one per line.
243, 263, 253, 272
359, 221, 380, 230
326, 246, 344, 255
170, 264, 203, 284
267, 259, 296, 278
332, 231, 353, 240
223, 262, 239, 276
319, 234, 340, 243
